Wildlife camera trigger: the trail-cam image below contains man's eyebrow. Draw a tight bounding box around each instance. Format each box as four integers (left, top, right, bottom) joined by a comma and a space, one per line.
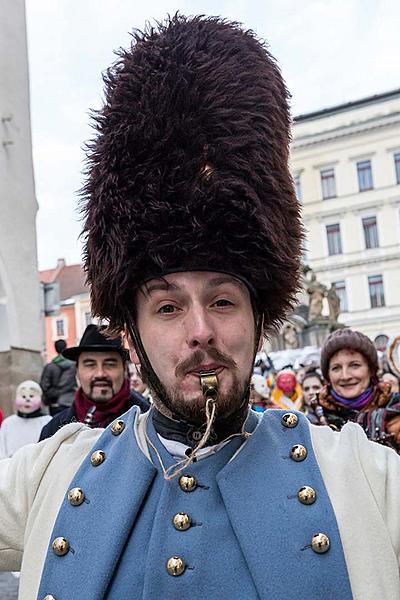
144, 280, 179, 295
206, 276, 245, 289
143, 274, 244, 296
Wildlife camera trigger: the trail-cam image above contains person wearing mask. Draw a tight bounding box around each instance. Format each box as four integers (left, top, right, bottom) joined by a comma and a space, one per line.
0, 381, 51, 458
39, 325, 149, 440
250, 374, 270, 412
309, 328, 400, 448
40, 339, 76, 415
270, 368, 304, 411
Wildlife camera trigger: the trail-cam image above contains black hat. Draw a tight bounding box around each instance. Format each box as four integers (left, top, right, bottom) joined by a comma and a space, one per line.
82, 15, 303, 337
62, 324, 128, 362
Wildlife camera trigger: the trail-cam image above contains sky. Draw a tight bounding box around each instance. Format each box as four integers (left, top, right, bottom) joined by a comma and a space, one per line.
25, 0, 400, 270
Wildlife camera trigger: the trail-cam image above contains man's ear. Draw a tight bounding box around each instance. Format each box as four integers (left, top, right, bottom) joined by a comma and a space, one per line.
124, 327, 140, 365
257, 316, 265, 352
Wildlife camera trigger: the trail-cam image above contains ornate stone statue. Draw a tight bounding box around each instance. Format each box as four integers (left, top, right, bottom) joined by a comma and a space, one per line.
306, 272, 327, 321
327, 283, 341, 323
283, 323, 298, 349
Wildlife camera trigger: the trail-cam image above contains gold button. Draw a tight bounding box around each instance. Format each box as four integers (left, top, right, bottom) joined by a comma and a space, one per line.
52, 537, 70, 557
179, 474, 197, 492
311, 533, 330, 554
290, 444, 307, 462
68, 487, 85, 506
298, 486, 317, 505
166, 556, 186, 576
111, 420, 125, 435
91, 450, 106, 466
173, 512, 191, 531
282, 413, 298, 428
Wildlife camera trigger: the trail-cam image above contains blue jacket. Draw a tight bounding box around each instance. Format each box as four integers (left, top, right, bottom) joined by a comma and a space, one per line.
38, 408, 352, 599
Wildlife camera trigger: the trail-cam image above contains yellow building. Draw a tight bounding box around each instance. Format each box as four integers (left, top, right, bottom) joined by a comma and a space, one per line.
291, 89, 400, 343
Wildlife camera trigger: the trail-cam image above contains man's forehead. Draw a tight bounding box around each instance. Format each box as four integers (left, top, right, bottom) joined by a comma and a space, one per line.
142, 271, 246, 295
79, 351, 121, 362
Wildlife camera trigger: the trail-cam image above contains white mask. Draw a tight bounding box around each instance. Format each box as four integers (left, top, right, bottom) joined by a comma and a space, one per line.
15, 380, 42, 414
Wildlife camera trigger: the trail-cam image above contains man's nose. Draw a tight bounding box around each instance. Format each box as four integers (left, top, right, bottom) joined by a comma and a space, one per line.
185, 307, 215, 349
94, 364, 106, 378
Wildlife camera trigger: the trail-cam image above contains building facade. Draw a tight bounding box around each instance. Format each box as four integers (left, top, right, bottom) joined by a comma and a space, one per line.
291, 89, 400, 343
0, 0, 42, 415
40, 259, 94, 361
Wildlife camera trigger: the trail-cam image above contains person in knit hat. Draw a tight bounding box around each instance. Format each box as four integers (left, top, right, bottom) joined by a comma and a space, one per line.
309, 328, 400, 448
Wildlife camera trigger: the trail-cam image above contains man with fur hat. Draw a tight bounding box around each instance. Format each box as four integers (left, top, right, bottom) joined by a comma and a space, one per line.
1, 15, 400, 600
39, 324, 150, 440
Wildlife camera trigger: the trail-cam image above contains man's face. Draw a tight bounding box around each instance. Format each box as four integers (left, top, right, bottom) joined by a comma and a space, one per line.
128, 363, 147, 394
129, 271, 257, 423
77, 351, 125, 403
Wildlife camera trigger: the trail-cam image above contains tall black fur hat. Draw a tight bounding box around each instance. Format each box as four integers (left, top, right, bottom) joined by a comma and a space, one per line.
82, 15, 303, 335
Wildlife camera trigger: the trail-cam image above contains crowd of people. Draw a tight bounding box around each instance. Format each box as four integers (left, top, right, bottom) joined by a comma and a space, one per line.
0, 323, 399, 460
251, 329, 400, 450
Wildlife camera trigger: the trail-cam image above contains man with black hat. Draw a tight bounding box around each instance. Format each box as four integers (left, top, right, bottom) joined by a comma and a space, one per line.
1, 15, 400, 600
40, 324, 149, 440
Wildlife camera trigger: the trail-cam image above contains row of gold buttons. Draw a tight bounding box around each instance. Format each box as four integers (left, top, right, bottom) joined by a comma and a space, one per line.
165, 473, 199, 576
282, 412, 330, 554
48, 417, 126, 592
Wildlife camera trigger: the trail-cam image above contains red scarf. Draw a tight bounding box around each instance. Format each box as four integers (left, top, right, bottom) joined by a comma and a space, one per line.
74, 379, 131, 428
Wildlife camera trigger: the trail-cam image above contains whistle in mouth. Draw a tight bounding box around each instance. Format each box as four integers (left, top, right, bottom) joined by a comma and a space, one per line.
199, 370, 219, 400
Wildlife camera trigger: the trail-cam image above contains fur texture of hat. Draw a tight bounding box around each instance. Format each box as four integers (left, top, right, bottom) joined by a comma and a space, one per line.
82, 15, 303, 334
320, 328, 378, 381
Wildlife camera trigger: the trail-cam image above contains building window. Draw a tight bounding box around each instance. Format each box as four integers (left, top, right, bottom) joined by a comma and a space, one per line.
332, 280, 348, 312
85, 311, 93, 326
368, 275, 385, 308
326, 223, 342, 256
56, 319, 65, 337
320, 168, 336, 199
293, 173, 302, 202
357, 160, 373, 192
362, 216, 379, 249
394, 152, 400, 184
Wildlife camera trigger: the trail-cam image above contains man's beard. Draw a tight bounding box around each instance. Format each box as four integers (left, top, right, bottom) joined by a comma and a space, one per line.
146, 349, 251, 425
87, 377, 115, 402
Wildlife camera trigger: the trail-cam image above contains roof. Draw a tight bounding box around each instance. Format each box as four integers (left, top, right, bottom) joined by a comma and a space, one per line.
39, 260, 88, 300
294, 88, 400, 124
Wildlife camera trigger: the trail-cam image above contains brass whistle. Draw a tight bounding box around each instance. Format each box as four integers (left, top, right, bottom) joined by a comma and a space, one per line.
199, 370, 219, 400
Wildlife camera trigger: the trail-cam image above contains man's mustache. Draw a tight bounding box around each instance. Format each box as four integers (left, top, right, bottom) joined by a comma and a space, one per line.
90, 377, 113, 389
175, 349, 237, 378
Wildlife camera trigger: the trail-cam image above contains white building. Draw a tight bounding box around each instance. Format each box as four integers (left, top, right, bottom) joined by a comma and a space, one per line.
291, 89, 400, 343
0, 0, 42, 414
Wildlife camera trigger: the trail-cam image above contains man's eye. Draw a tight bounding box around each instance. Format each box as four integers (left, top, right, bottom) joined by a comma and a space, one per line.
214, 299, 233, 307
158, 304, 176, 314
